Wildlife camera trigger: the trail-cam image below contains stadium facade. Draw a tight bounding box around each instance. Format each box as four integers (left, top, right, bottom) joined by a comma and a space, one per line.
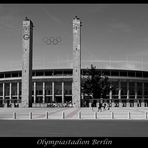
0, 68, 148, 108
0, 17, 148, 108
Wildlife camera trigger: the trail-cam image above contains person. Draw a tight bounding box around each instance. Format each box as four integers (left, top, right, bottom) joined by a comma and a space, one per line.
69, 101, 73, 107
92, 101, 94, 110
98, 102, 102, 112
103, 103, 106, 110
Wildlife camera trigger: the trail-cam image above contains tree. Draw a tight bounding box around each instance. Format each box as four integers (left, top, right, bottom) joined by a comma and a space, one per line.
81, 64, 111, 102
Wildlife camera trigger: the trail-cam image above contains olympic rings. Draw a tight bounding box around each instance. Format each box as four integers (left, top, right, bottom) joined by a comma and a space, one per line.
42, 36, 62, 45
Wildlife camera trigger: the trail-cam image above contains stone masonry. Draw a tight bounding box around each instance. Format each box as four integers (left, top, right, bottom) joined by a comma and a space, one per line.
72, 16, 81, 108
21, 17, 33, 107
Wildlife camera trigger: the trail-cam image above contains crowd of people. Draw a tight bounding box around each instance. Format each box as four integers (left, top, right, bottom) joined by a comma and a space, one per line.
97, 102, 110, 112
47, 101, 111, 111
47, 101, 73, 108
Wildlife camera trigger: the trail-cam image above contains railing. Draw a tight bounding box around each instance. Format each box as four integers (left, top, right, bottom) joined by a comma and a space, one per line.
0, 111, 148, 120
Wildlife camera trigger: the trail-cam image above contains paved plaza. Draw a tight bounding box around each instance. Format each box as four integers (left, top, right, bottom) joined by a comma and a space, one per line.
1, 107, 148, 137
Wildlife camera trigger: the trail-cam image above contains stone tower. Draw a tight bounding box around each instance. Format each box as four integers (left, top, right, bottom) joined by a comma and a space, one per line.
21, 17, 33, 107
72, 16, 81, 108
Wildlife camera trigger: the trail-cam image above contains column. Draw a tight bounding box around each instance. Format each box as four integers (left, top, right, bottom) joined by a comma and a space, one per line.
9, 82, 12, 107
109, 88, 112, 107
96, 100, 99, 108
127, 82, 129, 99
127, 82, 130, 107
142, 82, 144, 99
62, 82, 64, 104
72, 16, 81, 108
3, 83, 5, 107
17, 82, 20, 100
134, 82, 138, 107
118, 81, 122, 107
16, 82, 20, 107
21, 17, 33, 108
141, 82, 145, 107
34, 82, 36, 104
110, 83, 115, 107
43, 82, 45, 104
109, 89, 112, 100
135, 82, 137, 99
52, 82, 54, 102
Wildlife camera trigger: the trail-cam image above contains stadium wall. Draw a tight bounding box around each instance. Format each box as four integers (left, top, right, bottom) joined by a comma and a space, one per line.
0, 69, 148, 108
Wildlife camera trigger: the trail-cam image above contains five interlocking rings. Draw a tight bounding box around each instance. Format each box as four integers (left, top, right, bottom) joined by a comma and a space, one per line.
42, 36, 62, 45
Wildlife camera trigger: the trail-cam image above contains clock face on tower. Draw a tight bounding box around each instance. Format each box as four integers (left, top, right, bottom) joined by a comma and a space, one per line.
23, 34, 30, 40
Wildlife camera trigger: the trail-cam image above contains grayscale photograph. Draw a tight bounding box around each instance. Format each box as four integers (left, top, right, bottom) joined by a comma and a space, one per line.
0, 4, 148, 146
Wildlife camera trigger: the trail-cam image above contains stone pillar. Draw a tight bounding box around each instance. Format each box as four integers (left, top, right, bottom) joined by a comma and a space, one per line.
109, 87, 112, 107
21, 17, 33, 108
127, 82, 129, 99
127, 81, 130, 107
109, 89, 112, 100
134, 82, 138, 107
9, 82, 12, 106
81, 93, 84, 106
141, 82, 145, 107
52, 82, 54, 102
62, 82, 64, 104
17, 82, 20, 100
16, 82, 20, 107
118, 81, 121, 99
3, 83, 5, 107
96, 100, 99, 108
72, 16, 81, 108
135, 82, 137, 100
33, 82, 36, 104
43, 82, 45, 103
118, 81, 122, 107
142, 82, 144, 99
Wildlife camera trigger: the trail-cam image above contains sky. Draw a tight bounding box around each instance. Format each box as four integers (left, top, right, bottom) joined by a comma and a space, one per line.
0, 4, 148, 71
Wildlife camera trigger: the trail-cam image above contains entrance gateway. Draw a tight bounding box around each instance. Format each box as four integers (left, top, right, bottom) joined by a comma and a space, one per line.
0, 17, 147, 108
21, 16, 82, 108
